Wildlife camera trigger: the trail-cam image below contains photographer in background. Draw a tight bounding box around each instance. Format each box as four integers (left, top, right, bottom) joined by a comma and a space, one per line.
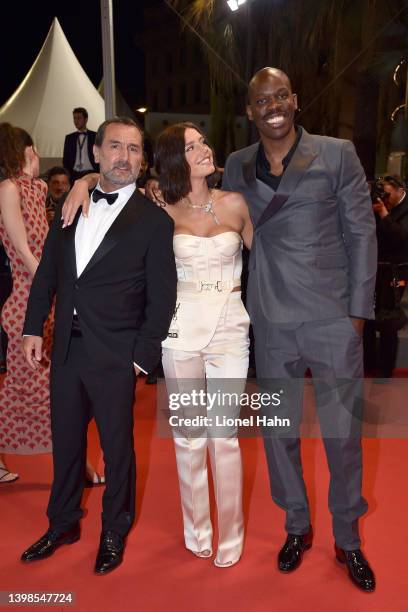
365, 175, 408, 378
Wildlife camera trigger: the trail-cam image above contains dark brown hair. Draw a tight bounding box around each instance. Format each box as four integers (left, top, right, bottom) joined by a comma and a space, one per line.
155, 122, 218, 205
47, 166, 70, 182
382, 174, 405, 190
0, 123, 34, 178
95, 116, 144, 147
73, 107, 88, 119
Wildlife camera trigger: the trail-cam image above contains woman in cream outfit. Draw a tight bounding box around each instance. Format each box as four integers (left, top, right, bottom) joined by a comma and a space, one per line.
155, 123, 252, 567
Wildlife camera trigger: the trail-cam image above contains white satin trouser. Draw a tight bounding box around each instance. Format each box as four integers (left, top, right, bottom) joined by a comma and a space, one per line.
162, 294, 249, 565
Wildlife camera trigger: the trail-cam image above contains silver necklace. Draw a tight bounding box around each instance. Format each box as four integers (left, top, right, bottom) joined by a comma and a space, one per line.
185, 192, 220, 225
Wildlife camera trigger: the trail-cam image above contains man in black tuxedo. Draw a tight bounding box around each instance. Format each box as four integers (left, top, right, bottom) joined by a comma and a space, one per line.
21, 117, 177, 575
62, 107, 99, 183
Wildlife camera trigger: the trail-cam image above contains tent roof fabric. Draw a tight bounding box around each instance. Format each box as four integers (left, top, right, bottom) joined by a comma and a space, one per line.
0, 17, 105, 158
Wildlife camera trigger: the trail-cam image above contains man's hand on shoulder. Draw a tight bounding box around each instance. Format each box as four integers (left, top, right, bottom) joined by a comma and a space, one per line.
145, 179, 165, 205
373, 199, 389, 219
61, 173, 99, 227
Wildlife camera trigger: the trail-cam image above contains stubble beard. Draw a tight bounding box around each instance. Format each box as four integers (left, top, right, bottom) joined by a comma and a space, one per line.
103, 164, 140, 187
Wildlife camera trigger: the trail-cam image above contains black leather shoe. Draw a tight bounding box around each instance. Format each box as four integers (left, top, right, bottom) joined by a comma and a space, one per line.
21, 525, 80, 562
278, 527, 313, 572
335, 545, 376, 592
94, 531, 124, 575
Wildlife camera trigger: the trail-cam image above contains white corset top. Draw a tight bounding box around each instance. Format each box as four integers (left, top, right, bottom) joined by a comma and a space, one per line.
173, 231, 242, 283
163, 231, 247, 352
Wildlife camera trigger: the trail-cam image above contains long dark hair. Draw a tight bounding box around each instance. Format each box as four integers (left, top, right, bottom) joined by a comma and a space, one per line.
0, 123, 34, 179
155, 122, 218, 205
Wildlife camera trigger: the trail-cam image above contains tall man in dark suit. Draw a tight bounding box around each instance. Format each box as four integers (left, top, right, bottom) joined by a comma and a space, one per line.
21, 117, 177, 575
63, 107, 99, 183
222, 68, 377, 591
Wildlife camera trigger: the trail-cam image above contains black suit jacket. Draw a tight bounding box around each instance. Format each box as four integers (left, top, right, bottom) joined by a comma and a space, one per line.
377, 194, 408, 263
23, 189, 177, 372
62, 130, 99, 175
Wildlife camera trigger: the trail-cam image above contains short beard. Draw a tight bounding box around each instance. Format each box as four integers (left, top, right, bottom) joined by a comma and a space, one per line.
103, 165, 140, 187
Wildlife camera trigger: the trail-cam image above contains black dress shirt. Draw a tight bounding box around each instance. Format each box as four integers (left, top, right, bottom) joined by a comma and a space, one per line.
256, 126, 302, 191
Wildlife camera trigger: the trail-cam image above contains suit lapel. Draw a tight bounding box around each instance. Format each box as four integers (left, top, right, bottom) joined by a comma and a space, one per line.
255, 127, 318, 228
79, 188, 146, 278
275, 127, 317, 197
63, 209, 82, 279
242, 144, 276, 204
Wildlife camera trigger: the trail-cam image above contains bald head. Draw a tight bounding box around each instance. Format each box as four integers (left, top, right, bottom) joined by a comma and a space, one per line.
249, 67, 293, 95
246, 67, 298, 143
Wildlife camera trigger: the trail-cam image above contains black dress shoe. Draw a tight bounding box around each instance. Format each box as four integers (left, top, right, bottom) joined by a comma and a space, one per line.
94, 531, 124, 575
21, 525, 80, 562
335, 545, 376, 592
278, 527, 313, 572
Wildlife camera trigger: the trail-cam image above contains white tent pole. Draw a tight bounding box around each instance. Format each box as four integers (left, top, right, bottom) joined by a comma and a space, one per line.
100, 0, 116, 119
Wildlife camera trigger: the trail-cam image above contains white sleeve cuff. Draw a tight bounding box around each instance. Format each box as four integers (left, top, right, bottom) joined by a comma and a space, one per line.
133, 362, 148, 375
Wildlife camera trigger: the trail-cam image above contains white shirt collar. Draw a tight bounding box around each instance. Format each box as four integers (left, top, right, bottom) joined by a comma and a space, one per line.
397, 191, 407, 206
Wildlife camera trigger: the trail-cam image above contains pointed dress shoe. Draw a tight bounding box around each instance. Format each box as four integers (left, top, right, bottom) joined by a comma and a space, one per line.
278, 527, 313, 572
21, 525, 80, 562
335, 545, 376, 592
94, 531, 124, 575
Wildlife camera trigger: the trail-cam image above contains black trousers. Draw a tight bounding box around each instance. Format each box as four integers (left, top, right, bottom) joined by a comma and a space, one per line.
47, 330, 136, 536
363, 272, 406, 377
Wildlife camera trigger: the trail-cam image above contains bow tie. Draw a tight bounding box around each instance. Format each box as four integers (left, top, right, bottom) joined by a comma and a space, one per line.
92, 189, 119, 206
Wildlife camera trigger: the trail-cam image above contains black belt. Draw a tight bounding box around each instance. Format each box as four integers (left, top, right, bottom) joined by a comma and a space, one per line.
71, 314, 82, 337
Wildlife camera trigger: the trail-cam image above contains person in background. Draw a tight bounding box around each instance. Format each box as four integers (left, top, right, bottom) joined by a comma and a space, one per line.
365, 175, 408, 378
62, 107, 98, 183
0, 240, 12, 373
45, 166, 70, 225
0, 238, 13, 481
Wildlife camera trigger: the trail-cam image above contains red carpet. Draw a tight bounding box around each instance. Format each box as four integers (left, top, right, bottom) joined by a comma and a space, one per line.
1, 377, 407, 612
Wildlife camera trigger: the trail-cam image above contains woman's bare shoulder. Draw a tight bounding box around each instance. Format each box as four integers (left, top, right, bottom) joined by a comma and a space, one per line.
0, 178, 19, 199
214, 188, 248, 212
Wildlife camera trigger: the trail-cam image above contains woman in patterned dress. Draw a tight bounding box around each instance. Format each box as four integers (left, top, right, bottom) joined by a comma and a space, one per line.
0, 123, 102, 485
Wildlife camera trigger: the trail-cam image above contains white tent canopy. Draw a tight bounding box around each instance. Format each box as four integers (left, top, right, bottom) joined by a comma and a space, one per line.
0, 17, 105, 159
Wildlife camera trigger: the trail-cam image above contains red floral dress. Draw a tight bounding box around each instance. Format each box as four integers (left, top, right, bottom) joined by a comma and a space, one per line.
0, 175, 52, 453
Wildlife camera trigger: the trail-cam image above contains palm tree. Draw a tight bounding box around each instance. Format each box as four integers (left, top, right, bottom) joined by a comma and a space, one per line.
170, 0, 408, 172
169, 0, 242, 161
170, 0, 356, 154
